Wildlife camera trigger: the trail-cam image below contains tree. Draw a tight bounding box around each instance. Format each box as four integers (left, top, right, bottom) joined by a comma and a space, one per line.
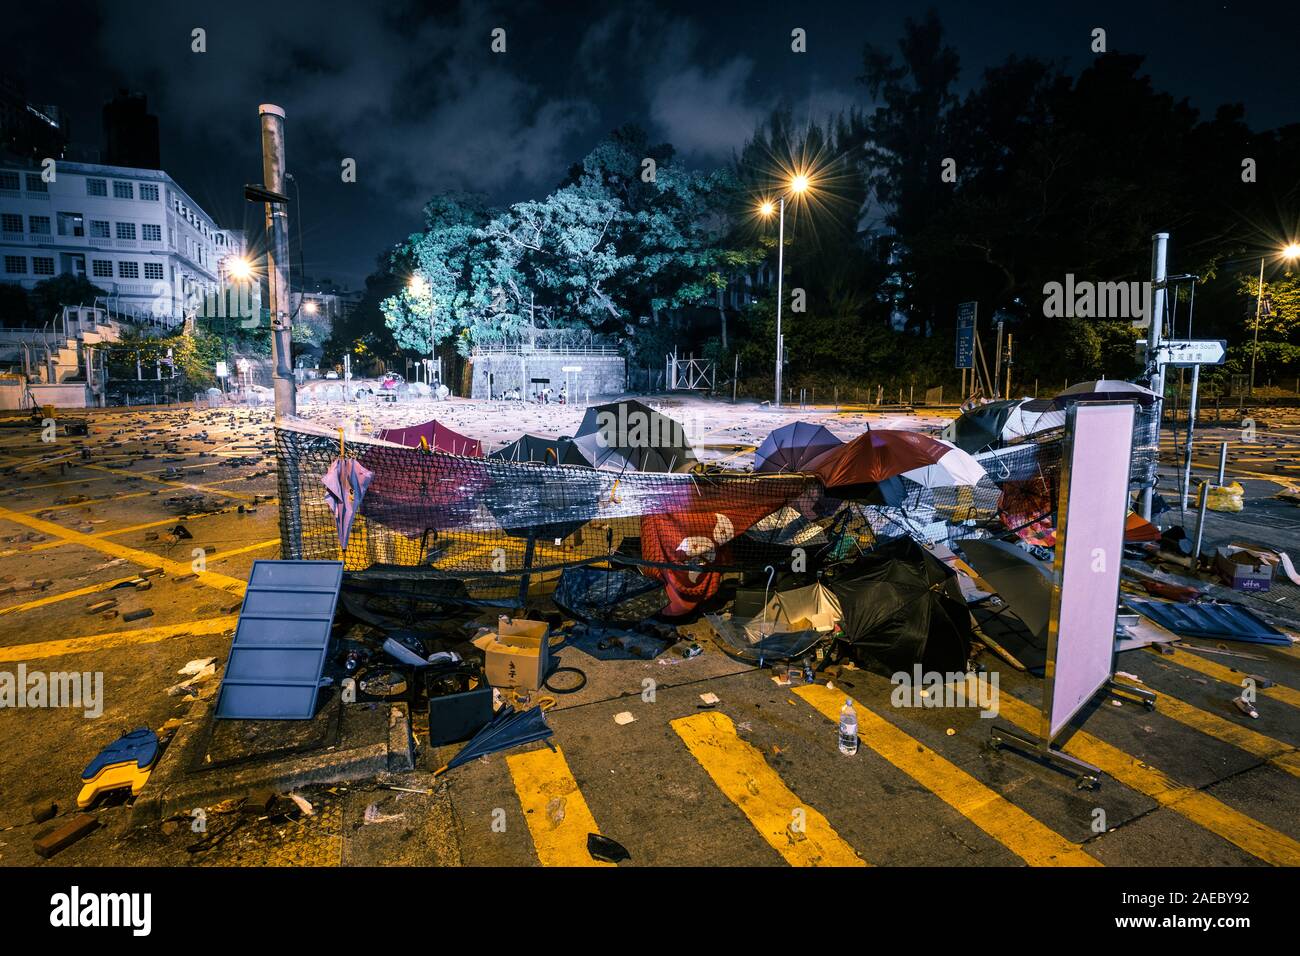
30, 275, 108, 322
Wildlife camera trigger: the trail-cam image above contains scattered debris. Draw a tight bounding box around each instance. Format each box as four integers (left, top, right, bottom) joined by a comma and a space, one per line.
587, 833, 631, 863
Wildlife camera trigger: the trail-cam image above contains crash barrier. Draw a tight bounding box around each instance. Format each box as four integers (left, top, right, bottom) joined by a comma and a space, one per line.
274, 402, 1157, 608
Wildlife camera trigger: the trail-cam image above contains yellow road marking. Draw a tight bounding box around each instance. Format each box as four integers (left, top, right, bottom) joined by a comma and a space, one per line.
670, 710, 866, 867
989, 681, 1300, 866
0, 503, 247, 595
0, 574, 141, 617
1112, 676, 1300, 778
0, 615, 235, 663
1154, 647, 1300, 709
505, 746, 613, 867
795, 684, 1099, 866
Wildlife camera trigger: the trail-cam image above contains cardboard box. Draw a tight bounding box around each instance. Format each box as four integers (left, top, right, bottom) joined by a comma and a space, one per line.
477, 617, 550, 690
1215, 547, 1274, 593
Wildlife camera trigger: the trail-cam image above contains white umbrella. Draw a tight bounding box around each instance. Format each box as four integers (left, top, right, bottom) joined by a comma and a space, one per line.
898, 440, 986, 489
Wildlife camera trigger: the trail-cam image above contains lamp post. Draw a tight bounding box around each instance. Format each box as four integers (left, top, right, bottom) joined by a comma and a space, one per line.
409, 274, 435, 386
759, 172, 809, 408
1249, 242, 1300, 394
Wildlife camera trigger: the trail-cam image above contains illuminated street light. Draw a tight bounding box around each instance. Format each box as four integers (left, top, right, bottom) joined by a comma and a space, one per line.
303, 300, 319, 316
758, 170, 815, 408
1250, 242, 1300, 391
226, 257, 253, 281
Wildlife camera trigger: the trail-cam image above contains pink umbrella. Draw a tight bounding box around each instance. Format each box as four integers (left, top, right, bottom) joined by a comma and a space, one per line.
321, 457, 374, 550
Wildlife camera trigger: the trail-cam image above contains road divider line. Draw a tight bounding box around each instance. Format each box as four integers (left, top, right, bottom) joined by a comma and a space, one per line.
795, 684, 1100, 866
1112, 676, 1300, 778
987, 681, 1300, 866
0, 502, 247, 596
1152, 647, 1300, 710
670, 710, 866, 867
0, 615, 235, 663
504, 746, 613, 867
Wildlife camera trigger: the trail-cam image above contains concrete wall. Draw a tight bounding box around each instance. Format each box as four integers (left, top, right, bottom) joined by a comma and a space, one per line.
468, 352, 625, 400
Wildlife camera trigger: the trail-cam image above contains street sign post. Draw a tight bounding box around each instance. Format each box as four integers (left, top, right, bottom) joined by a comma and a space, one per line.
955, 302, 976, 369
1155, 339, 1226, 367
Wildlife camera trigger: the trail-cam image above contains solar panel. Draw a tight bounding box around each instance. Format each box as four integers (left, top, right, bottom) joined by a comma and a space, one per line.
214, 560, 345, 719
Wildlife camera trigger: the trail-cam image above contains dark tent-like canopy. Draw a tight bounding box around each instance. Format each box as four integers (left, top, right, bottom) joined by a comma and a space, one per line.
489, 433, 589, 467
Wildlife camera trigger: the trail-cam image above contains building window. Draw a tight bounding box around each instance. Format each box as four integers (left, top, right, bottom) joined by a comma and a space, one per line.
143, 262, 164, 280
3, 256, 25, 275
92, 259, 113, 278
90, 220, 110, 238
139, 183, 159, 201
115, 222, 136, 240
0, 213, 21, 233
113, 181, 134, 199
25, 174, 48, 193
0, 171, 19, 191
28, 215, 51, 234
118, 261, 139, 279
57, 212, 84, 237
141, 223, 162, 242
86, 178, 107, 196
32, 256, 55, 276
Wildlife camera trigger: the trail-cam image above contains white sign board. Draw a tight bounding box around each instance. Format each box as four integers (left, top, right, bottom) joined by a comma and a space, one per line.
1042, 402, 1135, 741
215, 361, 229, 379
1155, 339, 1226, 367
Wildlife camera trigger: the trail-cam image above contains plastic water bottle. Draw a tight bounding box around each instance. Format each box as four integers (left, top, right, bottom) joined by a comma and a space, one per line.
838, 698, 858, 756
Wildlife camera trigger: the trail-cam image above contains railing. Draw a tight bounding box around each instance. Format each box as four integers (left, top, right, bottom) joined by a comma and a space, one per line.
470, 344, 621, 356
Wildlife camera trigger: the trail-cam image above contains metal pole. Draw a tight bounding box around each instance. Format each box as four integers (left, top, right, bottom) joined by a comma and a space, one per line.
1217, 441, 1228, 486
259, 104, 295, 418
774, 197, 784, 408
1250, 256, 1264, 394
1192, 482, 1209, 566
1140, 232, 1169, 520
1180, 363, 1199, 510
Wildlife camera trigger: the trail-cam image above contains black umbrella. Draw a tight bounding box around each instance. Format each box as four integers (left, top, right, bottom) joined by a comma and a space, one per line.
572, 399, 697, 472
826, 536, 972, 673
435, 704, 553, 775
489, 433, 589, 467
941, 400, 1020, 453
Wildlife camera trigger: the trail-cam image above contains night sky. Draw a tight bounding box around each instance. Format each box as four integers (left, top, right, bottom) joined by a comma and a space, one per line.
8, 1, 1294, 289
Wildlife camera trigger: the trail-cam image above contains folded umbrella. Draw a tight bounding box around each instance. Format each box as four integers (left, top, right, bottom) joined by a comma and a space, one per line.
435, 704, 554, 775
321, 456, 374, 550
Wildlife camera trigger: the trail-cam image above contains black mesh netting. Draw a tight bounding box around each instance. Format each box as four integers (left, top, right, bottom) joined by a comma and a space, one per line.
275, 403, 1158, 608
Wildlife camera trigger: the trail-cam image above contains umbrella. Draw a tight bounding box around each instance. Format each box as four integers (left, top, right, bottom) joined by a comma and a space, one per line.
826, 536, 972, 673
489, 433, 588, 466
1054, 380, 1157, 405
572, 399, 697, 472
898, 440, 986, 489
380, 419, 483, 456
552, 566, 667, 625
755, 421, 844, 473
435, 704, 553, 775
321, 457, 374, 550
807, 429, 953, 499
942, 398, 1066, 453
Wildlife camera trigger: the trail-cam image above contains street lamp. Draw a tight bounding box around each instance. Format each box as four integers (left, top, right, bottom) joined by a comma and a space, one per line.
1250, 242, 1300, 393
409, 274, 436, 386
758, 172, 811, 408
226, 256, 253, 281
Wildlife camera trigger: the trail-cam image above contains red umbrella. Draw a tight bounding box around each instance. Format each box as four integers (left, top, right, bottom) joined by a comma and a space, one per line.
807, 430, 953, 498
380, 419, 483, 457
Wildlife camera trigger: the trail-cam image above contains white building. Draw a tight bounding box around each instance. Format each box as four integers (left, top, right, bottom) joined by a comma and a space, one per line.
0, 159, 243, 325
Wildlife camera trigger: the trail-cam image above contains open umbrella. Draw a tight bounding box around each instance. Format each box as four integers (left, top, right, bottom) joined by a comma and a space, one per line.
321, 457, 373, 550
435, 704, 553, 775
380, 419, 483, 456
755, 421, 844, 473
898, 439, 986, 489
1053, 380, 1157, 405
572, 399, 697, 472
489, 433, 588, 466
942, 399, 1066, 452
807, 429, 953, 499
